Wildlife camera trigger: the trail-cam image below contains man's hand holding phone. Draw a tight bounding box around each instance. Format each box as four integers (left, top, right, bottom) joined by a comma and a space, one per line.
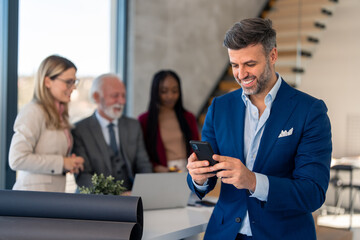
187, 141, 218, 185
189, 141, 218, 167
187, 152, 217, 186
187, 140, 256, 192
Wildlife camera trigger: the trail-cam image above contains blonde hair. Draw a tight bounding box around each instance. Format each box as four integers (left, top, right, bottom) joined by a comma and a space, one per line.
33, 55, 77, 129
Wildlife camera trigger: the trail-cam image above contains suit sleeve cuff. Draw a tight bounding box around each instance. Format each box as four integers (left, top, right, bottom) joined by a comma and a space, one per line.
192, 179, 209, 192
250, 173, 269, 201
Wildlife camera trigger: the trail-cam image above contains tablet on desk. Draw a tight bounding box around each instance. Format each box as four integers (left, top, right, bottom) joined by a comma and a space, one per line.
131, 172, 191, 210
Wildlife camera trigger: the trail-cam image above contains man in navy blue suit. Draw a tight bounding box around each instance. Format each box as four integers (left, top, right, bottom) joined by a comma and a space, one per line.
187, 18, 332, 240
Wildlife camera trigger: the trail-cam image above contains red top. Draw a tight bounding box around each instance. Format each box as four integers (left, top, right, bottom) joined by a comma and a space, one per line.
138, 111, 200, 167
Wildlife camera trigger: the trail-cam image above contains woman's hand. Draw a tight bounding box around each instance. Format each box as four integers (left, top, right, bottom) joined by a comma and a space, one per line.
63, 154, 84, 174
154, 165, 170, 173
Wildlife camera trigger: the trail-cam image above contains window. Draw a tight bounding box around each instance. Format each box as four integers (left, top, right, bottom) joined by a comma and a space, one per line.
17, 0, 112, 192
1, 0, 127, 189
18, 0, 112, 122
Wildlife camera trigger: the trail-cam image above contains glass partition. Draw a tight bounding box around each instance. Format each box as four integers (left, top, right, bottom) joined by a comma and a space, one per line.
18, 0, 112, 123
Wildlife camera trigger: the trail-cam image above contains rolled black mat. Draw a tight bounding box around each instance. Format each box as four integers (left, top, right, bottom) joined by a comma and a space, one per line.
0, 190, 143, 240
0, 216, 142, 240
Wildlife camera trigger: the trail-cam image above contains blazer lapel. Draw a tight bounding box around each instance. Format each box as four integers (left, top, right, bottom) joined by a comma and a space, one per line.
216, 89, 245, 163
89, 114, 112, 172
253, 80, 298, 172
232, 91, 246, 163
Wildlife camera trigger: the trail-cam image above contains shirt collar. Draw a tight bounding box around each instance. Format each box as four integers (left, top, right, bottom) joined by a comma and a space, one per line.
241, 72, 282, 106
95, 110, 118, 128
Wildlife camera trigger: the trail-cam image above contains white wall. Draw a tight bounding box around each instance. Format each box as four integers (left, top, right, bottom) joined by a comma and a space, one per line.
127, 0, 267, 117
298, 0, 360, 158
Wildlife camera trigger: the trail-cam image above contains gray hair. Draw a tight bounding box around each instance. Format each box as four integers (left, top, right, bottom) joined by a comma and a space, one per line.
90, 73, 121, 102
223, 18, 277, 56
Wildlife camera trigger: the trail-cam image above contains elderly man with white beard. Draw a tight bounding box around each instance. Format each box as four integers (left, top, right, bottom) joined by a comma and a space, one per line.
72, 74, 152, 192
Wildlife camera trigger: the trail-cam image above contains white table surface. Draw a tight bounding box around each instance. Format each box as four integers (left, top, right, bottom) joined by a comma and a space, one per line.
142, 206, 213, 240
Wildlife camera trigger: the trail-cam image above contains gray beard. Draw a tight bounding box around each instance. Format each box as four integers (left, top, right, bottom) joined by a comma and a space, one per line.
103, 104, 124, 120
240, 60, 272, 96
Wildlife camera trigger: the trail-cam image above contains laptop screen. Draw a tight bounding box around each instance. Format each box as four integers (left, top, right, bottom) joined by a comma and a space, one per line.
131, 172, 191, 210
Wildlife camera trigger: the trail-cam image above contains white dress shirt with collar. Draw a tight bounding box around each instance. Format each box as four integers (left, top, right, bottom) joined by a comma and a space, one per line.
95, 111, 120, 147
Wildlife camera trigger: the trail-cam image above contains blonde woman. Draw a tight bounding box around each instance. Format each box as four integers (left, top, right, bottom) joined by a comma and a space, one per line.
9, 55, 84, 192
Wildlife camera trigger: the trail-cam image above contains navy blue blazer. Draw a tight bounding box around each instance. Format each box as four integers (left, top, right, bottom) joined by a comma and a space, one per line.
187, 80, 332, 240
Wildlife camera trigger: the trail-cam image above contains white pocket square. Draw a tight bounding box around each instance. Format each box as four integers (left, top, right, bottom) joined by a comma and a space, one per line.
278, 127, 293, 138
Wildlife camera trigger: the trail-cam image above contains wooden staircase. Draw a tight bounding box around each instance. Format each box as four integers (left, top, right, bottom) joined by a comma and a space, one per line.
268, 0, 338, 85
197, 0, 339, 129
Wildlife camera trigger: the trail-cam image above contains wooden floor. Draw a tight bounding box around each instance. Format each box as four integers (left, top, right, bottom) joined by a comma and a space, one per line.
317, 214, 360, 240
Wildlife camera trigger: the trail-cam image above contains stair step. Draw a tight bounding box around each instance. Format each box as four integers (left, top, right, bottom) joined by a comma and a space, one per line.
273, 0, 338, 8
265, 6, 334, 20
278, 49, 313, 58
198, 113, 207, 126
207, 97, 214, 106
276, 66, 305, 75
227, 65, 233, 76
270, 1, 337, 12
277, 34, 319, 46
277, 43, 318, 54
272, 17, 329, 29
277, 54, 311, 66
218, 81, 240, 92
274, 19, 328, 32
270, 20, 327, 30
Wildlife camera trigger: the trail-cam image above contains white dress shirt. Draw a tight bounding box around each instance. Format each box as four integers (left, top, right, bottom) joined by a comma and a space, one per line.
95, 111, 120, 147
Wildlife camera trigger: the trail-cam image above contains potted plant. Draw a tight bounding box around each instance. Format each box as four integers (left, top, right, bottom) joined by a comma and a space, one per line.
79, 173, 127, 195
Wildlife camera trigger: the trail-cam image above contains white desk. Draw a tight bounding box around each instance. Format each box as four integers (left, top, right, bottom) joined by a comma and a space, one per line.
142, 206, 213, 240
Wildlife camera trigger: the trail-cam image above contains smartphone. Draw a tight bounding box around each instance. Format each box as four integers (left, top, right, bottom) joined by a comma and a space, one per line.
189, 140, 218, 167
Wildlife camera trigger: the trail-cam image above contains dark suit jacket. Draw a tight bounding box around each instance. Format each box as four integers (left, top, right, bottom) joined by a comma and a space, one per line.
72, 113, 152, 189
187, 80, 332, 240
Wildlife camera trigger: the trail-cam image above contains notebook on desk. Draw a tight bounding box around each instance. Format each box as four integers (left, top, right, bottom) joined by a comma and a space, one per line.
131, 172, 191, 210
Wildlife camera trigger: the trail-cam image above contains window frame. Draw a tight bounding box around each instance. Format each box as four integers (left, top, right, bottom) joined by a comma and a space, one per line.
0, 0, 18, 189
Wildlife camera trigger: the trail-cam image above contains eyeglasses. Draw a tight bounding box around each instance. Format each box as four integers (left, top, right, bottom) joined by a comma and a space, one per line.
55, 77, 80, 89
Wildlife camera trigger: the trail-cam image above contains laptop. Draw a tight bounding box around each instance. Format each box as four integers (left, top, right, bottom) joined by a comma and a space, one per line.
131, 172, 191, 210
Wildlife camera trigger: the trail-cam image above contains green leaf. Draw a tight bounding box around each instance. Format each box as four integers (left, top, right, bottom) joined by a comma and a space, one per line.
79, 173, 127, 195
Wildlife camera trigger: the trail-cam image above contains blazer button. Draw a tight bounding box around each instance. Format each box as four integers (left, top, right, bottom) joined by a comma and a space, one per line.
51, 170, 54, 174
235, 217, 241, 223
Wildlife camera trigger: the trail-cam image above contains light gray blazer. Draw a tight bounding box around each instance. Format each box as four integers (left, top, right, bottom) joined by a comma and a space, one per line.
9, 101, 68, 192
72, 113, 152, 189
